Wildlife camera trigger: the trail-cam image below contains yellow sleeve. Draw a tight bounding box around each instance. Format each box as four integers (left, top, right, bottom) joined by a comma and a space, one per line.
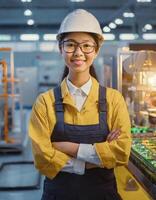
95, 90, 132, 169
29, 93, 70, 179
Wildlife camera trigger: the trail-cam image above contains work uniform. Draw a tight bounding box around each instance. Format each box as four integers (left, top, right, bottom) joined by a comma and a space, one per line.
29, 77, 131, 200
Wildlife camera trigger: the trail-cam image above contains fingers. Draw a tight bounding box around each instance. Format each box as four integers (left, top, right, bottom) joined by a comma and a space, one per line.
107, 129, 120, 143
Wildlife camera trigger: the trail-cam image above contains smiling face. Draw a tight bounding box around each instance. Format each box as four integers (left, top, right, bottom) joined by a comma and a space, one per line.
60, 32, 99, 81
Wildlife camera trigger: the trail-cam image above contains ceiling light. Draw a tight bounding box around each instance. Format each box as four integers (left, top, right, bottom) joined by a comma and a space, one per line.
123, 12, 135, 18
43, 34, 57, 41
114, 18, 123, 25
144, 24, 153, 30
119, 33, 138, 40
24, 9, 32, 16
137, 0, 152, 2
143, 33, 156, 40
27, 19, 34, 25
0, 34, 11, 41
70, 0, 85, 2
20, 34, 39, 41
103, 34, 115, 40
108, 23, 117, 29
103, 26, 111, 32
21, 0, 32, 2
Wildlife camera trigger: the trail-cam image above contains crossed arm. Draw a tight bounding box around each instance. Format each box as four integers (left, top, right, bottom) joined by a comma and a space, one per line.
53, 129, 120, 169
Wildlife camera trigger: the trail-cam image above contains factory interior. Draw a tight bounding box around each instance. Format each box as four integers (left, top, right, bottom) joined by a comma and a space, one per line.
0, 0, 156, 200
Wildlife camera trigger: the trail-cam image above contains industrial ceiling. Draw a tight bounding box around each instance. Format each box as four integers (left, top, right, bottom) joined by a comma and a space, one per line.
0, 0, 155, 40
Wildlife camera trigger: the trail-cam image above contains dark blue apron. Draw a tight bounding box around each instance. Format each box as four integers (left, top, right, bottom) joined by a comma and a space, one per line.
41, 85, 122, 200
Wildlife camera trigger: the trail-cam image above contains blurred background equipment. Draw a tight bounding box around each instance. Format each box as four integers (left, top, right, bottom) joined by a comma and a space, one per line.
118, 49, 156, 199
0, 48, 24, 153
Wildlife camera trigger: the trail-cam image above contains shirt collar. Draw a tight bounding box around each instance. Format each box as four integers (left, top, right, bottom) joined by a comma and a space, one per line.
66, 75, 92, 96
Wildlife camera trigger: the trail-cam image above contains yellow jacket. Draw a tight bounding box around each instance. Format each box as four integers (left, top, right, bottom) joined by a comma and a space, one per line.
29, 77, 131, 179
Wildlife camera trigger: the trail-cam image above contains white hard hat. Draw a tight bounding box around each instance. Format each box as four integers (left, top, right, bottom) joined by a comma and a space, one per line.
57, 9, 104, 42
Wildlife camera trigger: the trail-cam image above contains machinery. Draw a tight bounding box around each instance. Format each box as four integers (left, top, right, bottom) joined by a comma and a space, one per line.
0, 48, 23, 153
118, 50, 156, 199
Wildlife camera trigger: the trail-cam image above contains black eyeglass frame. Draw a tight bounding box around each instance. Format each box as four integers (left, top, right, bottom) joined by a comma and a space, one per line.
60, 39, 97, 54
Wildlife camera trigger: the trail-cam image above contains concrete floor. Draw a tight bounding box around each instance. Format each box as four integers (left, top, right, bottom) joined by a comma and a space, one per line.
0, 184, 43, 200
0, 109, 43, 200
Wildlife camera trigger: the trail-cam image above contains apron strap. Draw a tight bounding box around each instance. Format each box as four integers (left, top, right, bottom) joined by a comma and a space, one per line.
53, 85, 109, 132
99, 86, 108, 130
53, 86, 64, 132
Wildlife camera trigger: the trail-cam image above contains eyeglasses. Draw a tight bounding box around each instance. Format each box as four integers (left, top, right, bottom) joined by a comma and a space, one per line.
61, 40, 97, 54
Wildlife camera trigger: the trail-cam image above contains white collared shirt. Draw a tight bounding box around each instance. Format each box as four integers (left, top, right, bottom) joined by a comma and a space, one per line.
66, 76, 92, 111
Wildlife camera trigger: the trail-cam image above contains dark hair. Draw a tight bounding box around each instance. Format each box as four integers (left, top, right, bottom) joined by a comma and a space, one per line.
61, 65, 97, 81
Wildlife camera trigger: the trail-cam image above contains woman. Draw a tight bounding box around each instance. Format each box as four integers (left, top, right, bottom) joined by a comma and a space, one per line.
29, 9, 131, 200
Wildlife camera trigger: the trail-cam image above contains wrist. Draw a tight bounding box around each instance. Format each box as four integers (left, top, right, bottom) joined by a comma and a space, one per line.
70, 143, 79, 157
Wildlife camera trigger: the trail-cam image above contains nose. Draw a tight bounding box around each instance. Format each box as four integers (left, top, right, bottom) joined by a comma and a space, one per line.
73, 45, 83, 56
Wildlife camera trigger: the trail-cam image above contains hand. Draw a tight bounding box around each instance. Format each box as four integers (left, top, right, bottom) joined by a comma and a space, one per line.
107, 129, 120, 143
52, 141, 79, 157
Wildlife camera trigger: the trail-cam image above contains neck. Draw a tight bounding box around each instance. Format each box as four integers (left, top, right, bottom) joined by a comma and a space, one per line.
68, 72, 90, 87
